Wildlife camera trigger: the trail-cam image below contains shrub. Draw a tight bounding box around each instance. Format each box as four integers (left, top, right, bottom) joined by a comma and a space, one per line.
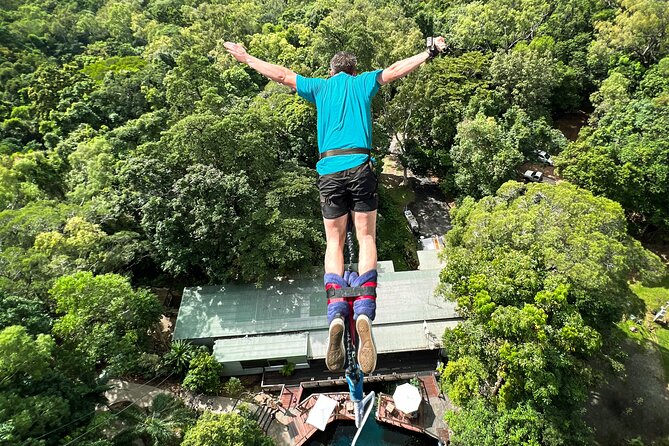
224, 376, 244, 397
182, 351, 222, 394
280, 362, 295, 377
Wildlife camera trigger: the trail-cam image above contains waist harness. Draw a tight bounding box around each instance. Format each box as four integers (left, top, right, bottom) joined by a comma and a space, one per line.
319, 148, 371, 160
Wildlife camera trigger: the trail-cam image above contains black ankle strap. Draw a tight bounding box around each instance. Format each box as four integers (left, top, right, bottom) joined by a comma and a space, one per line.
326, 286, 377, 299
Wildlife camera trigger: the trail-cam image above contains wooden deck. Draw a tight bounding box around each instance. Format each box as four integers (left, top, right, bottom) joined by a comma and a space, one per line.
375, 374, 450, 444
276, 391, 357, 446
275, 374, 452, 445
376, 393, 425, 434
279, 385, 303, 410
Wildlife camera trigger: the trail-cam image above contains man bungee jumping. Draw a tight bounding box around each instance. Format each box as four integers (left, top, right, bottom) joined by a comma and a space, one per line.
224, 37, 447, 375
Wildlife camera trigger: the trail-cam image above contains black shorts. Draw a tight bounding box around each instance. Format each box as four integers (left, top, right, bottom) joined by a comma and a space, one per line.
318, 161, 379, 219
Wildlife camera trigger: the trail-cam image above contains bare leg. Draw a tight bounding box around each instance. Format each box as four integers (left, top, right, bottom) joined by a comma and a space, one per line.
323, 213, 349, 372
352, 209, 378, 374
353, 210, 377, 273
323, 214, 349, 275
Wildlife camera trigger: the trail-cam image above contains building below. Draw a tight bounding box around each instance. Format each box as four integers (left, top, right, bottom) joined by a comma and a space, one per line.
173, 251, 459, 377
274, 373, 451, 446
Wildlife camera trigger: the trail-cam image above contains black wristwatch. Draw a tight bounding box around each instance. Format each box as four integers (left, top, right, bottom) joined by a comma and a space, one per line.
426, 37, 441, 59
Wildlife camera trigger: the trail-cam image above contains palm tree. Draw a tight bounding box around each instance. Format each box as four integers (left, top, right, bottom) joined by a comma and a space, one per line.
162, 340, 199, 376
112, 393, 196, 446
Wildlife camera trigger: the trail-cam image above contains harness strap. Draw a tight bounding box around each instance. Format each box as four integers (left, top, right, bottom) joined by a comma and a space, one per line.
326, 282, 347, 306
326, 286, 377, 299
319, 148, 371, 160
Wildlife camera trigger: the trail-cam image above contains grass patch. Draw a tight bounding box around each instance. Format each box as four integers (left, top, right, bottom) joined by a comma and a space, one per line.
655, 328, 669, 381
630, 276, 669, 311
626, 276, 669, 381
384, 182, 415, 211
618, 319, 648, 343
376, 186, 419, 271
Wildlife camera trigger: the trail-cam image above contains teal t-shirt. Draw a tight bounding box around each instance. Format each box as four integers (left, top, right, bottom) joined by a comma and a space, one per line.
296, 69, 383, 175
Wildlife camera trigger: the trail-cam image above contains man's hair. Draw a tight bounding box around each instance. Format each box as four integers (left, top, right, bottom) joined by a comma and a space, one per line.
330, 52, 357, 75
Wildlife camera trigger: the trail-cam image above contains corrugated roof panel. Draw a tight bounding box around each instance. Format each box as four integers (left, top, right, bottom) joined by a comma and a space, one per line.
417, 250, 444, 270
173, 268, 457, 341
213, 332, 308, 362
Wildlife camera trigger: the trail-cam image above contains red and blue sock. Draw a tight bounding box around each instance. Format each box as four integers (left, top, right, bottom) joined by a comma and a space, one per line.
350, 269, 377, 321
325, 273, 349, 324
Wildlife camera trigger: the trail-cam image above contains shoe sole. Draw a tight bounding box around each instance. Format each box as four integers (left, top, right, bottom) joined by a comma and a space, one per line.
356, 315, 377, 374
326, 318, 345, 371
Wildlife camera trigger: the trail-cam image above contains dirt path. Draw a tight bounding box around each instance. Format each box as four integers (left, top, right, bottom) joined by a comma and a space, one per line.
104, 379, 293, 446
407, 182, 452, 239
585, 340, 669, 445
554, 111, 589, 142
381, 153, 453, 240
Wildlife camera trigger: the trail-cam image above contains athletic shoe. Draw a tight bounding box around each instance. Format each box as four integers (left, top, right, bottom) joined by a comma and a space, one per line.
356, 315, 377, 374
326, 316, 345, 371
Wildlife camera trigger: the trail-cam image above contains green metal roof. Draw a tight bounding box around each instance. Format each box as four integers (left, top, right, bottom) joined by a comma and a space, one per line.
173, 260, 457, 342
213, 332, 308, 363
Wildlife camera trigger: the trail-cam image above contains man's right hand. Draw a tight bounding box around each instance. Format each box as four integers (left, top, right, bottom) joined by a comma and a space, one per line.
223, 41, 297, 89
427, 36, 448, 58
223, 42, 249, 64
433, 36, 447, 53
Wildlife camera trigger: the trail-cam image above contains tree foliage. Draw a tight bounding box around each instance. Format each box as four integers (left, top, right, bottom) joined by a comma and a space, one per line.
0, 325, 101, 446
590, 0, 669, 66
50, 271, 162, 373
1, 0, 668, 443
450, 114, 524, 199
556, 57, 669, 231
182, 350, 223, 394
112, 393, 196, 446
181, 411, 274, 446
439, 181, 664, 444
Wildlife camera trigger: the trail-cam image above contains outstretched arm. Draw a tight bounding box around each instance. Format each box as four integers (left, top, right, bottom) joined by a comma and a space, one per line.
377, 36, 447, 86
223, 42, 297, 89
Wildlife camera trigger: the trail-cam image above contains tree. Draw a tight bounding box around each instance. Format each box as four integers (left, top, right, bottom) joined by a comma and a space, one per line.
445, 398, 590, 446
181, 411, 274, 446
162, 339, 199, 377
182, 1, 262, 54
489, 38, 562, 118
0, 292, 51, 335
383, 51, 490, 182
164, 50, 258, 118
444, 0, 557, 52
312, 0, 423, 72
0, 325, 54, 382
590, 0, 669, 66
115, 99, 324, 283
0, 211, 148, 299
0, 150, 64, 210
555, 57, 669, 231
140, 163, 258, 281
450, 114, 524, 199
95, 0, 142, 45
112, 393, 196, 446
66, 135, 117, 204
501, 106, 567, 158
224, 377, 244, 398
0, 325, 101, 445
439, 181, 664, 444
50, 271, 162, 373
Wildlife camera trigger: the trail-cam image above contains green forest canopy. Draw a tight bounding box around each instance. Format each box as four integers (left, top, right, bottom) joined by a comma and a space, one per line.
0, 0, 668, 444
